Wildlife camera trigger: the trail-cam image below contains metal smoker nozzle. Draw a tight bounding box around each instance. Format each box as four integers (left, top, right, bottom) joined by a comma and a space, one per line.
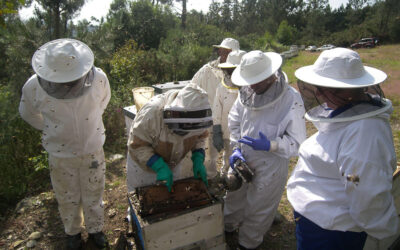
223, 159, 255, 191
233, 160, 254, 183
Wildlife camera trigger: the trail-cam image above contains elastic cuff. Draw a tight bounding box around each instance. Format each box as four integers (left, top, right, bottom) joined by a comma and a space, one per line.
192, 148, 205, 157
146, 154, 161, 167
270, 141, 278, 152
233, 146, 241, 152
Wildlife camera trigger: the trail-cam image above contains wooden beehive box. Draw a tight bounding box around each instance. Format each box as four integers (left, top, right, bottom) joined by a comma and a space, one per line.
128, 178, 226, 250
152, 80, 190, 94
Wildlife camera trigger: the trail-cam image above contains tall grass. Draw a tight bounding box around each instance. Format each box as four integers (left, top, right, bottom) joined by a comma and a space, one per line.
281, 51, 318, 84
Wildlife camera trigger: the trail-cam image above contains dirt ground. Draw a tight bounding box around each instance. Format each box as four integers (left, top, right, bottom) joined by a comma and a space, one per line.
0, 155, 297, 250
0, 157, 131, 250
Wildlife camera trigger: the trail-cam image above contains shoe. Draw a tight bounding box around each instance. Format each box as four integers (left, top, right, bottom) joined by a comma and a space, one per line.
238, 244, 256, 250
272, 211, 283, 225
225, 229, 237, 236
66, 233, 81, 250
89, 231, 108, 248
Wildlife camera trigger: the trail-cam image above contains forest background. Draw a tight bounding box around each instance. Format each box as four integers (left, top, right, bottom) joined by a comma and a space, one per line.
1, 0, 400, 213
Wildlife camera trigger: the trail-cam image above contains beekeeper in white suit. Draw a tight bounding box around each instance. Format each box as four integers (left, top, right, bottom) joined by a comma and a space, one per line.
19, 38, 111, 249
287, 48, 399, 249
127, 84, 212, 192
224, 50, 306, 249
192, 38, 240, 179
212, 50, 246, 174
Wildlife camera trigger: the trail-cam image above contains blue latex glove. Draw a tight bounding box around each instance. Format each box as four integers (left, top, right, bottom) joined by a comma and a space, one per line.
238, 132, 271, 151
229, 148, 246, 168
191, 151, 208, 186
148, 156, 173, 192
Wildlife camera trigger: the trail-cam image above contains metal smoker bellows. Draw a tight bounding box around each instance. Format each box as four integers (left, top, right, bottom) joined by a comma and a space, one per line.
223, 159, 255, 191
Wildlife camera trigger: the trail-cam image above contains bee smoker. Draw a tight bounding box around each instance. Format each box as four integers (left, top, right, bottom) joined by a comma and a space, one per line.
223, 159, 255, 191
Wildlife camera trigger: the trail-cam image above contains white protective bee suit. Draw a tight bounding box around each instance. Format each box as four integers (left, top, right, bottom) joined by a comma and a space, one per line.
224, 51, 306, 249
212, 50, 245, 173
192, 38, 240, 178
287, 100, 399, 239
191, 59, 223, 178
212, 75, 239, 172
126, 84, 211, 191
19, 39, 111, 236
287, 48, 399, 244
19, 68, 110, 158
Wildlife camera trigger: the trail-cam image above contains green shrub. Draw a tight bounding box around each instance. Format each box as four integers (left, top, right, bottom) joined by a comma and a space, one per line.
277, 20, 296, 46
106, 40, 151, 154
157, 29, 212, 81
102, 84, 133, 154
0, 85, 50, 213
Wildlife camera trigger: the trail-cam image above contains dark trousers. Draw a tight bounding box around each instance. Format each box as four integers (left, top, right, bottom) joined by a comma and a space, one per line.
294, 211, 367, 250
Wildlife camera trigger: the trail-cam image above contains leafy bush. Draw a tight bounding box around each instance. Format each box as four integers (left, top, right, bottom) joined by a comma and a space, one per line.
158, 29, 212, 81
105, 41, 144, 154
277, 20, 297, 46
186, 22, 229, 48
110, 40, 146, 87
389, 19, 400, 42
0, 85, 50, 213
102, 85, 133, 154
241, 33, 267, 51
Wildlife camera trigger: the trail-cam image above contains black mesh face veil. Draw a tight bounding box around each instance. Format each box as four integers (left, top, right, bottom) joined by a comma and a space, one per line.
239, 69, 285, 109
297, 80, 325, 112
163, 108, 213, 131
297, 80, 386, 119
297, 80, 384, 111
166, 120, 213, 131
37, 66, 95, 99
163, 109, 212, 119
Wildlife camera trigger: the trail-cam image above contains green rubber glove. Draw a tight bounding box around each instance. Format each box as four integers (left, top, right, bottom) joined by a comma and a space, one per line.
191, 151, 208, 186
149, 157, 173, 192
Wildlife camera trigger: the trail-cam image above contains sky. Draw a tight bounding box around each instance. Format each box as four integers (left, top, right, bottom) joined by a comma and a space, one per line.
19, 0, 349, 24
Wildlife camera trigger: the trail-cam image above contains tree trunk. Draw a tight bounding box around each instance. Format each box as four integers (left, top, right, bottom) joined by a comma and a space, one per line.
181, 0, 186, 29
54, 2, 60, 38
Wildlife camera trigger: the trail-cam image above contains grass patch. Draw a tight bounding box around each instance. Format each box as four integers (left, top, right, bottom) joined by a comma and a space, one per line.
390, 96, 400, 160
117, 204, 126, 211
282, 51, 319, 85
111, 180, 121, 187
394, 131, 400, 161
390, 97, 400, 123
105, 180, 122, 190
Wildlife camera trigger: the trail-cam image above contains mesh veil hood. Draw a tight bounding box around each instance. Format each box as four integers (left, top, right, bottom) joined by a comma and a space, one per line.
307, 98, 392, 133
239, 70, 287, 110
164, 83, 210, 112
38, 67, 94, 99
163, 83, 213, 131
